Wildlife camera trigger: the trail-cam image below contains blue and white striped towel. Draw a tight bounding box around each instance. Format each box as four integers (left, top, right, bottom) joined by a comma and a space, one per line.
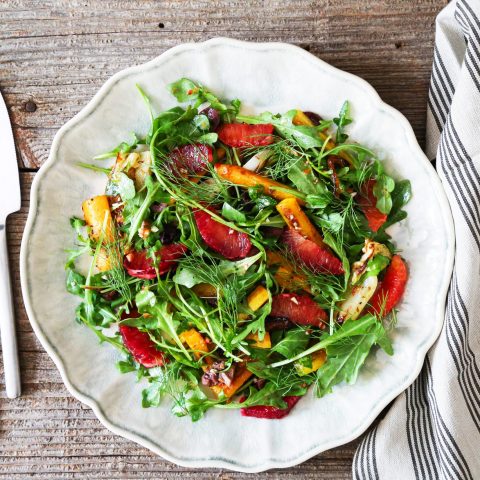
353, 1, 480, 478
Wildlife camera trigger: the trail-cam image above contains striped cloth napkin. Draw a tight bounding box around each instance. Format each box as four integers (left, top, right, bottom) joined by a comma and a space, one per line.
353, 1, 480, 478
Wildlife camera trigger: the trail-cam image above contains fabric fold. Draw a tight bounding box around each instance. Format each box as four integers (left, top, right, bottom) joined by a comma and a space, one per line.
354, 1, 480, 478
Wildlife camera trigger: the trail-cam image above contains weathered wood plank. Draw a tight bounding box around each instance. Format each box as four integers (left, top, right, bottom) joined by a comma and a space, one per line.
1, 0, 446, 167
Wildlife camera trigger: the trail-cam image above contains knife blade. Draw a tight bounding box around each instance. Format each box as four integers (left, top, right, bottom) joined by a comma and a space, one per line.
0, 93, 20, 214
0, 89, 21, 398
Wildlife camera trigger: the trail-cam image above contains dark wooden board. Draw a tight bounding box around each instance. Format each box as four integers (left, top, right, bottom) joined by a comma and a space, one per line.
0, 0, 446, 477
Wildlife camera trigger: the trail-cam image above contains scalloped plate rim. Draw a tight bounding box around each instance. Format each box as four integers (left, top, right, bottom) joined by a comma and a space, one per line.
19, 37, 455, 473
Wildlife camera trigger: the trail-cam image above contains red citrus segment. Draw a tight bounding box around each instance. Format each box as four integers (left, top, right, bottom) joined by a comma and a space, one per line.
270, 293, 328, 328
282, 229, 344, 275
218, 123, 274, 148
168, 143, 213, 175
357, 179, 388, 232
241, 396, 301, 419
367, 255, 408, 316
119, 311, 166, 368
193, 209, 251, 260
124, 244, 188, 279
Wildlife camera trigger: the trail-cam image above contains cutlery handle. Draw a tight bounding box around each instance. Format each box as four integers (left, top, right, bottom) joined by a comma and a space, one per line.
0, 222, 21, 398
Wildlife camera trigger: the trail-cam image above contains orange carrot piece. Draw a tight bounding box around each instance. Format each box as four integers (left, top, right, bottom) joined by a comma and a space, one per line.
247, 285, 269, 312
192, 283, 217, 298
179, 329, 210, 359
82, 195, 114, 242
82, 195, 114, 271
214, 164, 304, 204
247, 332, 272, 349
266, 250, 311, 293
276, 197, 325, 248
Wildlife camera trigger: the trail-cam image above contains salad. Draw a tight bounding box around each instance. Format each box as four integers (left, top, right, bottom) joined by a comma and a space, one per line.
66, 78, 411, 421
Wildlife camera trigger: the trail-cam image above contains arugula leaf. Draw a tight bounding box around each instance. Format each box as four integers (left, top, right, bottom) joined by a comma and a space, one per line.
217, 251, 263, 276
196, 132, 218, 145
237, 382, 288, 409
385, 179, 411, 224
364, 254, 390, 279
94, 133, 140, 160
315, 320, 393, 397
248, 187, 278, 210
315, 334, 377, 396
66, 268, 86, 296
373, 180, 412, 240
127, 176, 163, 242
271, 328, 309, 358
270, 314, 380, 368
306, 192, 334, 210
141, 362, 188, 408
316, 212, 344, 234
174, 250, 262, 290
142, 381, 164, 408
169, 78, 198, 102
288, 158, 328, 195
146, 107, 185, 142
333, 101, 352, 144
222, 202, 247, 223
116, 358, 136, 374
172, 386, 223, 421
169, 77, 229, 112
391, 179, 412, 211
172, 267, 205, 288
244, 362, 311, 399
65, 217, 90, 269
373, 174, 395, 214
135, 290, 192, 359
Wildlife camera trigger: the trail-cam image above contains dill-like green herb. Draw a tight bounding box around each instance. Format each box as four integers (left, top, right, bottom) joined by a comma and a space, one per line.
102, 224, 134, 305
243, 138, 309, 181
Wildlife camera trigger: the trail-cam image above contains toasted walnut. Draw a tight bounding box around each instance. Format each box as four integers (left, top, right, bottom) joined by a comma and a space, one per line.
138, 220, 151, 239
201, 361, 236, 387
108, 195, 125, 226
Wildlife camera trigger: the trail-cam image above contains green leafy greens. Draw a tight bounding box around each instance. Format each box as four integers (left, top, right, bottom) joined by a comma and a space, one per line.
65, 78, 411, 421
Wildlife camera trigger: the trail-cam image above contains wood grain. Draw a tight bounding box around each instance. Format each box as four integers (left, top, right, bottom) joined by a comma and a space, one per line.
0, 0, 446, 477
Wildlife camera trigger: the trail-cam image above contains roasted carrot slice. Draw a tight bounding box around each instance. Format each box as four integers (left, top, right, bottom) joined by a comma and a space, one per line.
292, 110, 316, 128
192, 283, 217, 298
82, 195, 114, 271
295, 350, 327, 375
247, 285, 269, 312
247, 332, 272, 349
214, 164, 304, 204
266, 250, 311, 293
276, 197, 325, 248
179, 328, 210, 360
82, 195, 114, 242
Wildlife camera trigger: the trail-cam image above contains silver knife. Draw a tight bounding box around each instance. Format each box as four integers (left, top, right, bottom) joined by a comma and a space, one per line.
0, 90, 21, 398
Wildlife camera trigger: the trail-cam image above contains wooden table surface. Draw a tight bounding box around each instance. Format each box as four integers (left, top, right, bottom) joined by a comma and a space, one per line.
0, 1, 446, 478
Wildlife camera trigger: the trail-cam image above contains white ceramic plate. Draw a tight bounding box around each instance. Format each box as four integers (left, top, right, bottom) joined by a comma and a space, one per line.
20, 38, 454, 472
